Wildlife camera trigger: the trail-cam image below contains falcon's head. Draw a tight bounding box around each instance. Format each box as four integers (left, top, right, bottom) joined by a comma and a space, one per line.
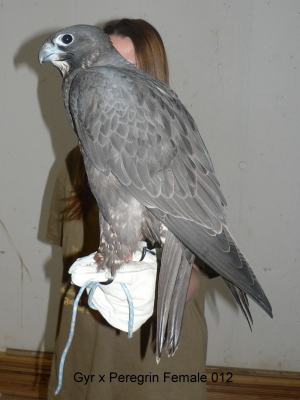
39, 25, 116, 77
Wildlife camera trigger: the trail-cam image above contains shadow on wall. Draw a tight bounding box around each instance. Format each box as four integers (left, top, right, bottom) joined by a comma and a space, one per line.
14, 30, 77, 241
13, 31, 77, 352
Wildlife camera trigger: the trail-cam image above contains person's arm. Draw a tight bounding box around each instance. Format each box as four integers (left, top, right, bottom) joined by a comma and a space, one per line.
186, 263, 201, 306
46, 163, 67, 247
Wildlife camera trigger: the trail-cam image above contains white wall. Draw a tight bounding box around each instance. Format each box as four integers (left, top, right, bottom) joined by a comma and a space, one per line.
0, 0, 299, 372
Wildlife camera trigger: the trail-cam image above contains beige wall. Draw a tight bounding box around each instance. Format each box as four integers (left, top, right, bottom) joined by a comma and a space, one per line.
0, 0, 299, 371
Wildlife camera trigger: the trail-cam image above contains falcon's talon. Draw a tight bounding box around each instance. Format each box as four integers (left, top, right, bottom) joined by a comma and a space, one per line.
139, 246, 147, 261
99, 278, 114, 286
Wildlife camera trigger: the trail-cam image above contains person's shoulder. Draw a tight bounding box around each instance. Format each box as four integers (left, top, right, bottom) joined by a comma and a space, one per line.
65, 145, 81, 165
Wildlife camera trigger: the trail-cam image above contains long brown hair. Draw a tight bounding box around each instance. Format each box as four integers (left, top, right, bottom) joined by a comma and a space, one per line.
103, 19, 169, 84
64, 18, 169, 221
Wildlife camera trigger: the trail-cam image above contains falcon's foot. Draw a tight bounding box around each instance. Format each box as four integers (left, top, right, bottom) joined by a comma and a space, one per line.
94, 252, 105, 269
124, 253, 133, 263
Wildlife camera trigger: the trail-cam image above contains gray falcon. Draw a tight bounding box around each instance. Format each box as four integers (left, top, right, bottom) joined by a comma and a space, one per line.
39, 25, 272, 361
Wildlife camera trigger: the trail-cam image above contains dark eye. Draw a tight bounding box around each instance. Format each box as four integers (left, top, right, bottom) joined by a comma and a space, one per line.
61, 34, 73, 45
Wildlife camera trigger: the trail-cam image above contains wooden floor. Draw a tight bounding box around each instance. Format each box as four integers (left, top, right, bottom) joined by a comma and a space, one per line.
207, 395, 299, 400
0, 396, 40, 400
0, 393, 298, 400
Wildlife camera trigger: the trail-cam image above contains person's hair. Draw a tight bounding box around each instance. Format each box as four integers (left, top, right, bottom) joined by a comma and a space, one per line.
103, 18, 169, 84
64, 18, 169, 222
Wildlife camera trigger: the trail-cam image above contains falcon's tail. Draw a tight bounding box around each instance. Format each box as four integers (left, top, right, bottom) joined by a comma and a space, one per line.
156, 231, 194, 362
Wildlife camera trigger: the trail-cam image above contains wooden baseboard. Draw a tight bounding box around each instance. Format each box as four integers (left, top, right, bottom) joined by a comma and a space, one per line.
0, 350, 299, 399
0, 350, 52, 398
205, 366, 300, 399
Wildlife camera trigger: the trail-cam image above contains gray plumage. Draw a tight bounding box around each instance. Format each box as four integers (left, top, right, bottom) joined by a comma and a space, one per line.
39, 25, 272, 361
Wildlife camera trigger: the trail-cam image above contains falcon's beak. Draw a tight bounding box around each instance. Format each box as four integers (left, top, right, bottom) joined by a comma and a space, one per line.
39, 42, 65, 65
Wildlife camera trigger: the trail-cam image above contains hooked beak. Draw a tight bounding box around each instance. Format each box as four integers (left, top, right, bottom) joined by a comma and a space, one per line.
39, 42, 65, 65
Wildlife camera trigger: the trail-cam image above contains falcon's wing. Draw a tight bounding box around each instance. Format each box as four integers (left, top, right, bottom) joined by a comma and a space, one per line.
67, 66, 227, 230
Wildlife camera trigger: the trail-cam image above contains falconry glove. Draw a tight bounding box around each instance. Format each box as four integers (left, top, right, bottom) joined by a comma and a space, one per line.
69, 242, 157, 333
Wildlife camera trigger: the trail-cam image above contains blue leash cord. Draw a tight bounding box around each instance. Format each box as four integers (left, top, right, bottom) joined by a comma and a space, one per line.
54, 282, 90, 395
55, 281, 134, 395
120, 283, 134, 338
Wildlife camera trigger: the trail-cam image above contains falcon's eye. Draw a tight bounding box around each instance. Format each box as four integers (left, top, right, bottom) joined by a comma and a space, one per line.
56, 34, 74, 46
61, 34, 73, 45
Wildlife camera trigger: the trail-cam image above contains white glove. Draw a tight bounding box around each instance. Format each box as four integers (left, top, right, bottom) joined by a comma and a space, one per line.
69, 242, 157, 334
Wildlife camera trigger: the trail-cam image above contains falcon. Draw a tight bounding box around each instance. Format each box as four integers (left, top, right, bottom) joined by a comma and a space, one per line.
39, 25, 272, 361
